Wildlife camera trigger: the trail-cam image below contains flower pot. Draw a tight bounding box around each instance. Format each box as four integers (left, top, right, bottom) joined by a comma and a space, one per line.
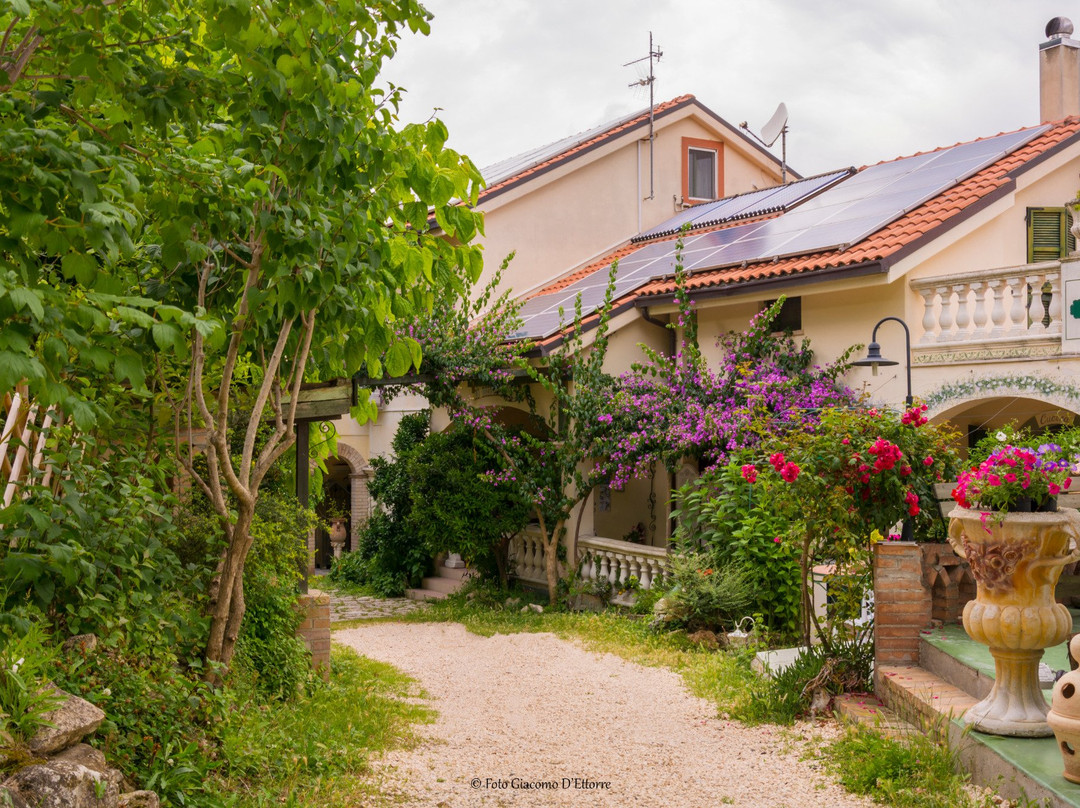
947, 507, 1080, 736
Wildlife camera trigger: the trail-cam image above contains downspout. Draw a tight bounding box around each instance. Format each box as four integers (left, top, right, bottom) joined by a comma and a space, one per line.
639, 307, 676, 357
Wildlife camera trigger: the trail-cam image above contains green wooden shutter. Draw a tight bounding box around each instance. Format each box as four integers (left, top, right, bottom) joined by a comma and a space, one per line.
1027, 207, 1070, 262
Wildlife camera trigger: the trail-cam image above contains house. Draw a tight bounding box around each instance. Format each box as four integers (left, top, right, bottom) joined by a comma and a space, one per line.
319, 94, 791, 566
494, 20, 1080, 592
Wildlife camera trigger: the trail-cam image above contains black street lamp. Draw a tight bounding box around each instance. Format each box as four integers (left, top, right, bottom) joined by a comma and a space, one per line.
852, 316, 913, 408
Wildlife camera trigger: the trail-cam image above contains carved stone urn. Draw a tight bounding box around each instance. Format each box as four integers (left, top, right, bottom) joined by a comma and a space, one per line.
329, 517, 348, 559
947, 507, 1080, 737
1048, 634, 1080, 782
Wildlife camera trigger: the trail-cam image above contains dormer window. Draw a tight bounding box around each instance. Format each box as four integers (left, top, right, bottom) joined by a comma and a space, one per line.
682, 137, 723, 203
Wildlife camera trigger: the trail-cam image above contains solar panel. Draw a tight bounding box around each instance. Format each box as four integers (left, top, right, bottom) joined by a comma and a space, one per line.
510, 126, 1049, 340
632, 169, 852, 241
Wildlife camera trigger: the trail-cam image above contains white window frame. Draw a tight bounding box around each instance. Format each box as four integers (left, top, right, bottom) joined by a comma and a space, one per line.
687, 147, 718, 200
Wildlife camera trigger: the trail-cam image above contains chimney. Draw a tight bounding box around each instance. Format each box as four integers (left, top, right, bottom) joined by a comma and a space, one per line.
1040, 16, 1080, 122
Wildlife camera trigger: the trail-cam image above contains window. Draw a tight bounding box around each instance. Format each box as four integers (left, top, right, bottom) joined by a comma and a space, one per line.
763, 297, 801, 333
1027, 206, 1075, 262
681, 137, 723, 202
687, 148, 716, 200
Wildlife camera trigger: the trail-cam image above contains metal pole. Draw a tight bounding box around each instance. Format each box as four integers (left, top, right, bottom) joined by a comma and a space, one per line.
869, 316, 913, 407
295, 421, 310, 594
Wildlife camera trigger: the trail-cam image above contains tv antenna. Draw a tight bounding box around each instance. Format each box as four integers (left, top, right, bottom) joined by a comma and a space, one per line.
740, 102, 789, 184
625, 32, 662, 200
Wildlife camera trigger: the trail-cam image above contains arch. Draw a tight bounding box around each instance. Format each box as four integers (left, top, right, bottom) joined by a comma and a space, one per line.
924, 375, 1080, 421
329, 442, 373, 555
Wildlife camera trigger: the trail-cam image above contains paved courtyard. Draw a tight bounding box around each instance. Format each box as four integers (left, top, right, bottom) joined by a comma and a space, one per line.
327, 589, 429, 621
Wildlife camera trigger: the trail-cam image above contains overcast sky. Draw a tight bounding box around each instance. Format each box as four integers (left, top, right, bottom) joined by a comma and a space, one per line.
384, 1, 1077, 177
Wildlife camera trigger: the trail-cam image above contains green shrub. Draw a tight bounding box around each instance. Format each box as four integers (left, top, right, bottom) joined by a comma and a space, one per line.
0, 624, 64, 744
234, 492, 316, 700
407, 428, 530, 584
52, 642, 229, 807
672, 461, 801, 636
662, 552, 753, 632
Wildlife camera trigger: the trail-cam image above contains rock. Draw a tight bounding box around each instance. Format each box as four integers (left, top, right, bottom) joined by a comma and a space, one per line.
527, 603, 544, 613
53, 744, 107, 774
118, 791, 160, 808
61, 635, 98, 656
28, 688, 106, 756
504, 597, 521, 609
4, 760, 119, 807
465, 592, 477, 601
686, 630, 720, 650
0, 786, 29, 807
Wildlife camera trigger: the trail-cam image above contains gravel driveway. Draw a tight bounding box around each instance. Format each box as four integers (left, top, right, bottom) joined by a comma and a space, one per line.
334, 623, 873, 808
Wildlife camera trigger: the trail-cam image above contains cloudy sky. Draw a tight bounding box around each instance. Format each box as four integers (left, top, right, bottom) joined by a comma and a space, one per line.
384, 1, 1076, 177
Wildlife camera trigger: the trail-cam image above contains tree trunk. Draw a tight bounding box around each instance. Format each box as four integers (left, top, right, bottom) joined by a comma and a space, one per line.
543, 520, 563, 604
494, 535, 510, 588
204, 500, 256, 676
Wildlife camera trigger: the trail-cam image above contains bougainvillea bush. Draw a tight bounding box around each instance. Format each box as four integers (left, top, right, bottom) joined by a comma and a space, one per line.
598, 282, 855, 490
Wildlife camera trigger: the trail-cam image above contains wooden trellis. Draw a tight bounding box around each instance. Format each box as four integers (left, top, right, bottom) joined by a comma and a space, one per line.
0, 384, 65, 507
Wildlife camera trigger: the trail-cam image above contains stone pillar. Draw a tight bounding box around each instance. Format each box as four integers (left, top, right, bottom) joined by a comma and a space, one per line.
349, 471, 372, 553
295, 588, 331, 680
873, 541, 932, 667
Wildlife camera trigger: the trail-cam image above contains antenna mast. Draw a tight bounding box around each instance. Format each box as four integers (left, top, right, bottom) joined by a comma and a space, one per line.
625, 32, 662, 200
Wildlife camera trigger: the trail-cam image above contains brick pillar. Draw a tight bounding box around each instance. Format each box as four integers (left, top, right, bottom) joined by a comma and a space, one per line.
874, 541, 932, 667
295, 588, 331, 680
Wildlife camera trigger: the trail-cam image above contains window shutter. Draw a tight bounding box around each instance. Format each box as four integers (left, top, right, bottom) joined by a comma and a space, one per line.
1027, 207, 1069, 262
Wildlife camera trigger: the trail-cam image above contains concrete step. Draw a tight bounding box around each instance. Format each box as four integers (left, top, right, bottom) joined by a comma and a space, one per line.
833, 693, 918, 739
436, 564, 470, 581
405, 588, 448, 602
420, 576, 464, 594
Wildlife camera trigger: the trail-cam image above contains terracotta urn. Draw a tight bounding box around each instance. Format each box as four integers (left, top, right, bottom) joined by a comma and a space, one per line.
1048, 634, 1080, 782
947, 506, 1080, 737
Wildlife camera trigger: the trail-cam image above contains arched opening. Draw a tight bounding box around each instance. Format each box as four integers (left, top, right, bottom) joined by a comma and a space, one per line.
932, 396, 1079, 460
311, 442, 372, 572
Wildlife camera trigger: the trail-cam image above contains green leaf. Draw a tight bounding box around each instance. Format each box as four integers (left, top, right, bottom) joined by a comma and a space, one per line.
7, 287, 44, 321
61, 253, 99, 286
385, 340, 411, 377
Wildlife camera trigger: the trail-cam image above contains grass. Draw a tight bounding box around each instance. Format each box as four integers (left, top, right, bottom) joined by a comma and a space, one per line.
212, 646, 433, 808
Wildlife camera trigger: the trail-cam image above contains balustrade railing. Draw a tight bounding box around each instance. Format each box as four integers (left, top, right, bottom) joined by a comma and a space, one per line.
577, 535, 668, 591
507, 530, 670, 591
909, 263, 1061, 356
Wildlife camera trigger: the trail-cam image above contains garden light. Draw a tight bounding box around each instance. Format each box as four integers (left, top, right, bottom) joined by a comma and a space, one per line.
852, 317, 913, 407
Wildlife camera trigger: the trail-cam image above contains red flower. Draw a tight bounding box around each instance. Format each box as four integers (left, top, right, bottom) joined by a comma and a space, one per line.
741, 464, 758, 483
769, 452, 786, 472
780, 462, 800, 483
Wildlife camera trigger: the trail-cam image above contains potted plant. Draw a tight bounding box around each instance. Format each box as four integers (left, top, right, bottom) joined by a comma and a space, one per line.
948, 443, 1080, 736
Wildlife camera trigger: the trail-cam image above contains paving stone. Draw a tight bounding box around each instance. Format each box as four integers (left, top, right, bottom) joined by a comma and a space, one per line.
328, 592, 429, 623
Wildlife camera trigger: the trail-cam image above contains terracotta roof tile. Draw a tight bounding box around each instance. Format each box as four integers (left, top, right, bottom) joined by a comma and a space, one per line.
636, 118, 1080, 297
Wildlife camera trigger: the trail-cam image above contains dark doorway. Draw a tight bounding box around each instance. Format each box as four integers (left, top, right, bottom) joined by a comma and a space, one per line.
314, 456, 351, 570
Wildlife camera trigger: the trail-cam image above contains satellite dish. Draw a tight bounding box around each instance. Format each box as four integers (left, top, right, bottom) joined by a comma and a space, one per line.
761, 102, 788, 147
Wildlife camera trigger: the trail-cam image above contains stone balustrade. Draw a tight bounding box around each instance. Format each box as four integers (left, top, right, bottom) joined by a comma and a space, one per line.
507, 526, 549, 587
909, 262, 1062, 363
577, 535, 668, 591
507, 529, 669, 591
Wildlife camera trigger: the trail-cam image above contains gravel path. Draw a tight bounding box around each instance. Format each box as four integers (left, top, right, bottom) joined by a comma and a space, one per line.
334, 623, 874, 808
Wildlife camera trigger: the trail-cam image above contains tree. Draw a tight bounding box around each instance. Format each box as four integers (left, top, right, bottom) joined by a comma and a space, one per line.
155, 0, 484, 669
0, 0, 485, 670
413, 264, 622, 602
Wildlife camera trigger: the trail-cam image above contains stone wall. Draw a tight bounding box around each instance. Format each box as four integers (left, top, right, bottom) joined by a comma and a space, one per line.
296, 588, 331, 679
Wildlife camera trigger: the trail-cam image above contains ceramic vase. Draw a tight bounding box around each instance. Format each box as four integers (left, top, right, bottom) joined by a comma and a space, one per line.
947, 507, 1080, 737
329, 517, 348, 559
1048, 634, 1080, 782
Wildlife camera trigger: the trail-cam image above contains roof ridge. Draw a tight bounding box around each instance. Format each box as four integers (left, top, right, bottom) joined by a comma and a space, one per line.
858, 121, 1052, 170
478, 95, 696, 200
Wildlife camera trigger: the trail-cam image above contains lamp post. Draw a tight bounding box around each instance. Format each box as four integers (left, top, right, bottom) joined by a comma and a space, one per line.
851, 316, 913, 408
